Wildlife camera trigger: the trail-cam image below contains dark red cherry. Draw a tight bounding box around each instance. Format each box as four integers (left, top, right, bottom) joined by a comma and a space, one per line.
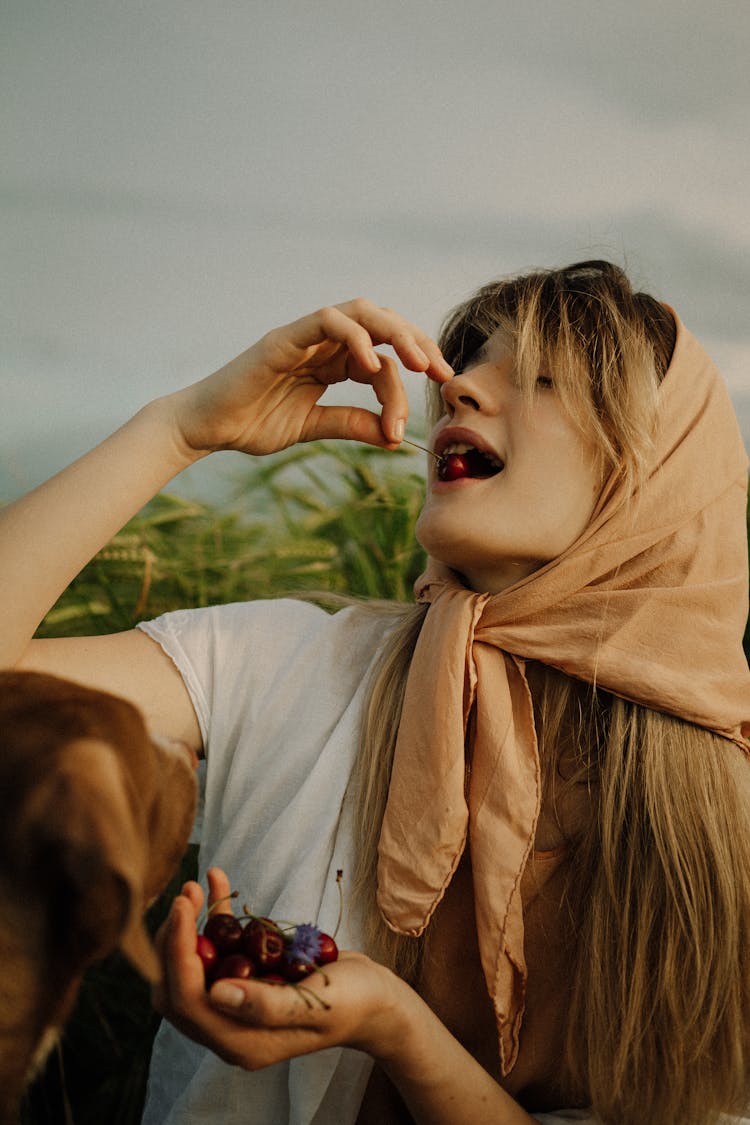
281, 955, 315, 982
203, 913, 243, 955
438, 453, 470, 481
316, 932, 338, 965
196, 934, 218, 973
212, 953, 256, 982
241, 918, 285, 971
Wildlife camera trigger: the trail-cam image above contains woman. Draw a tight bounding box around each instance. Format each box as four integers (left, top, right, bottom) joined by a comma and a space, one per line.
3, 262, 749, 1123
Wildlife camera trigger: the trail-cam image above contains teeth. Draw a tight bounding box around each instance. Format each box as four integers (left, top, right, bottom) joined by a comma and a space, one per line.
442, 442, 503, 469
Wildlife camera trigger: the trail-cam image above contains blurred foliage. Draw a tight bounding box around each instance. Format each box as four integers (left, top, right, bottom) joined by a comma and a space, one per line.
35, 443, 428, 639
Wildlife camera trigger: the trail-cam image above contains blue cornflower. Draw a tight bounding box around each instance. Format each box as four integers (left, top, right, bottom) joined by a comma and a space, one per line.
289, 923, 322, 964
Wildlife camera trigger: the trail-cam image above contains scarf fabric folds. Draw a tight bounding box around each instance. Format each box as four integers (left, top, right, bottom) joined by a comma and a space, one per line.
376, 313, 750, 1076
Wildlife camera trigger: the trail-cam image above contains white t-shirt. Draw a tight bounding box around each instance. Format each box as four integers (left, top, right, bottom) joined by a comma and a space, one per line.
137, 597, 653, 1125
138, 598, 390, 1125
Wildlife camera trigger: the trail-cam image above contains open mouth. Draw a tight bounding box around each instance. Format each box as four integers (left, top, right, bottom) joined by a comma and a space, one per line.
437, 443, 505, 482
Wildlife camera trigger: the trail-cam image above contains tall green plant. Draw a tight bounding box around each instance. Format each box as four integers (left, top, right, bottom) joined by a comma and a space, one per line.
37, 443, 428, 640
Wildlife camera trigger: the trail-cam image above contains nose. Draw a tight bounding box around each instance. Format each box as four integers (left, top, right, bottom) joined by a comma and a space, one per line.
440, 364, 501, 418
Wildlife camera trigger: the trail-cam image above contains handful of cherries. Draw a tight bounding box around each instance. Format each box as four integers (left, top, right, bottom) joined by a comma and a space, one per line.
196, 874, 341, 993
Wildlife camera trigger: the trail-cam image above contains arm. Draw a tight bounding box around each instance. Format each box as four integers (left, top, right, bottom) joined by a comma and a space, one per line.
153, 871, 535, 1125
1, 301, 452, 740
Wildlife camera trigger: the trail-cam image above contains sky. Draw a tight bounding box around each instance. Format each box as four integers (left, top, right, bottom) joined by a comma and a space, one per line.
2, 0, 749, 499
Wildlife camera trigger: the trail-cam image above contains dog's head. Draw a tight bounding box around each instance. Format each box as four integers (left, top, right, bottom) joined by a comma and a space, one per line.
0, 670, 198, 1121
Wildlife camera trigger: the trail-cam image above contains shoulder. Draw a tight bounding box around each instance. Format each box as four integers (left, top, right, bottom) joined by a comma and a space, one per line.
137, 596, 398, 695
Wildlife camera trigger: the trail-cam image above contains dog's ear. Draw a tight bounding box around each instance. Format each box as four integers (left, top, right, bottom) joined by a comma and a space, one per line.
35, 739, 162, 982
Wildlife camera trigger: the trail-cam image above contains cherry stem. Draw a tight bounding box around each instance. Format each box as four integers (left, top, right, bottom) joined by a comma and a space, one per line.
240, 906, 291, 939
294, 983, 332, 1011
401, 437, 442, 463
332, 869, 344, 941
199, 889, 240, 928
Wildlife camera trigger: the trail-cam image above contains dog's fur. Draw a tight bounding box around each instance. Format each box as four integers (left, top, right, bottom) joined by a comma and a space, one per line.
0, 670, 198, 1125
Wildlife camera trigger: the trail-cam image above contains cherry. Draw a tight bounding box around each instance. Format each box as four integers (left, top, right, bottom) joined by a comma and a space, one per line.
241, 918, 285, 971
316, 932, 338, 965
438, 453, 470, 481
203, 912, 244, 954
281, 955, 316, 983
196, 874, 343, 989
212, 953, 256, 982
196, 933, 218, 974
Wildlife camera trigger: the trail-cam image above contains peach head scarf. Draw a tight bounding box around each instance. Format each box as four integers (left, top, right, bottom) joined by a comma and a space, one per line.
376, 312, 750, 1075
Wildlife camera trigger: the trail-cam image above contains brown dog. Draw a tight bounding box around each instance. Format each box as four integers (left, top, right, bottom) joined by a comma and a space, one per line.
0, 669, 198, 1125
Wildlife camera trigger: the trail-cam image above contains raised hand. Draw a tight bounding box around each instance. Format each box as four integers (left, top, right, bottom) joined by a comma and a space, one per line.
168, 299, 453, 458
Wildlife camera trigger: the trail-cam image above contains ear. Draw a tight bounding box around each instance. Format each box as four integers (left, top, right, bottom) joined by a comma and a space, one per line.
37, 739, 161, 981
52, 840, 161, 982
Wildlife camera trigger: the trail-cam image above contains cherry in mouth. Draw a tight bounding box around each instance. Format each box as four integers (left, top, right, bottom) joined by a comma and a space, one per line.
437, 450, 502, 481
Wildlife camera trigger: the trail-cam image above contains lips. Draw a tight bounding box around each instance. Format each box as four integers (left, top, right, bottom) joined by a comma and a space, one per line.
434, 427, 505, 480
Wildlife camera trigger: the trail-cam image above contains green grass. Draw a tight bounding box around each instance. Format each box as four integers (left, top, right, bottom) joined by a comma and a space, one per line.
16, 448, 750, 1123
35, 443, 428, 637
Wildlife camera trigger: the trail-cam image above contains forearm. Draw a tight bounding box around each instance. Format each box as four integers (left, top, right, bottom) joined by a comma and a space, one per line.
376, 986, 535, 1125
0, 395, 201, 665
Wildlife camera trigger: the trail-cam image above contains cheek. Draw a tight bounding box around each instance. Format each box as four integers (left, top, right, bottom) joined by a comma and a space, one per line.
544, 460, 602, 541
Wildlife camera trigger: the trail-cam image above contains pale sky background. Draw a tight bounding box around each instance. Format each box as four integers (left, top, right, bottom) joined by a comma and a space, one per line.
2, 0, 749, 500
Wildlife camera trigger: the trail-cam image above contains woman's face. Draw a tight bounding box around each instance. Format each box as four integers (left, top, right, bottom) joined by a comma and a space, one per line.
415, 331, 603, 594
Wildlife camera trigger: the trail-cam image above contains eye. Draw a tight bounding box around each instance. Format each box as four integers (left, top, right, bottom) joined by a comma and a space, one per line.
536, 374, 554, 390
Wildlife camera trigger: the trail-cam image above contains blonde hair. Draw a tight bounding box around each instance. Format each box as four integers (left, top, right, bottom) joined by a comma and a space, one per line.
348, 260, 750, 1124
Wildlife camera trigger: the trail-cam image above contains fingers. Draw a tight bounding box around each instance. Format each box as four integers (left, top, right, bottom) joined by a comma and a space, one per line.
302, 352, 408, 446
336, 299, 454, 383
168, 895, 206, 984
318, 302, 452, 446
283, 299, 453, 385
209, 974, 331, 1029
367, 354, 409, 444
206, 867, 234, 914
180, 880, 205, 912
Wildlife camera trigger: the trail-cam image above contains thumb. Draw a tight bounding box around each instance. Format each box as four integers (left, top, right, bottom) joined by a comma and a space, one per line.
303, 404, 403, 447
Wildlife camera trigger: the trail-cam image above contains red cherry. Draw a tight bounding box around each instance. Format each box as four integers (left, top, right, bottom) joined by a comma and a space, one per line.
212, 953, 256, 982
196, 933, 218, 972
281, 955, 315, 982
203, 913, 243, 955
316, 932, 338, 965
438, 453, 470, 481
241, 918, 285, 972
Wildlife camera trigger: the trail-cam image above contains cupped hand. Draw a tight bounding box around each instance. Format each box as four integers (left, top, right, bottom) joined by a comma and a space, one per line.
169, 300, 453, 457
151, 868, 408, 1072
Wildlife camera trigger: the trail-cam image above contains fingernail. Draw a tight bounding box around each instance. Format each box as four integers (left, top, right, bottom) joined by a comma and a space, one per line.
369, 349, 382, 371
212, 982, 246, 1008
393, 418, 405, 441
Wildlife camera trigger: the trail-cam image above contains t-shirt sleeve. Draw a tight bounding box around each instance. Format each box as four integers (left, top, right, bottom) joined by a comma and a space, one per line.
136, 597, 334, 753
